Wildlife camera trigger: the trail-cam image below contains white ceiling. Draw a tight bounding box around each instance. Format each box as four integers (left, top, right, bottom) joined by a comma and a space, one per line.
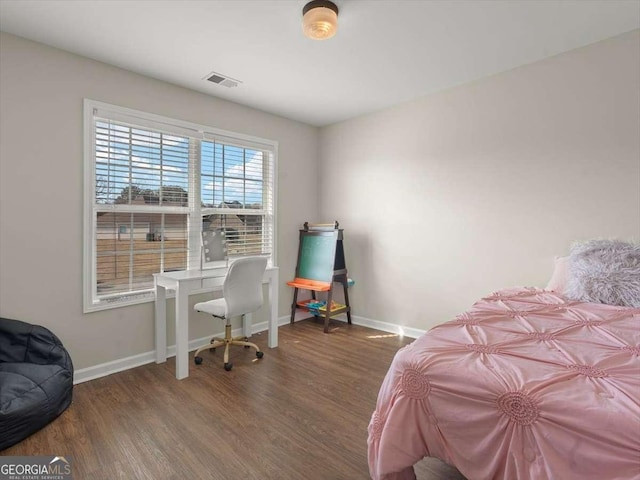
1, 0, 639, 126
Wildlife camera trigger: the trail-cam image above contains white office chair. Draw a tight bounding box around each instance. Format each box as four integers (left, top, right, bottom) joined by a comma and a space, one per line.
193, 256, 268, 371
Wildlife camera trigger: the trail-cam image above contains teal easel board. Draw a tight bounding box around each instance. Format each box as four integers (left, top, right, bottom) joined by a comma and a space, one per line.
288, 222, 351, 333
296, 230, 338, 283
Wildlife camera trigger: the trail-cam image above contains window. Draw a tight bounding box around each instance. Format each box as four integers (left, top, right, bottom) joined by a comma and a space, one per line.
200, 141, 273, 257
84, 100, 277, 312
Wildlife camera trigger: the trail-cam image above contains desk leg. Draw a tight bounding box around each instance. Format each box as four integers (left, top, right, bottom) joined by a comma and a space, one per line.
268, 270, 279, 348
155, 284, 167, 364
175, 286, 189, 380
243, 313, 252, 338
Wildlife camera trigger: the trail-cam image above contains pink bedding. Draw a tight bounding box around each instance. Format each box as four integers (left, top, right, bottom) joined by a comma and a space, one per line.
368, 287, 640, 480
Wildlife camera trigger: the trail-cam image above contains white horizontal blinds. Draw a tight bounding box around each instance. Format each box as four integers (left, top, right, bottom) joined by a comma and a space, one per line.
94, 118, 194, 207
93, 115, 194, 300
86, 99, 278, 310
200, 139, 274, 258
95, 212, 187, 297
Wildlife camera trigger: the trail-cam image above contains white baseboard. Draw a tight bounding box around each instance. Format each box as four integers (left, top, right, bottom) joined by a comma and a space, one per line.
285, 312, 427, 339
74, 314, 425, 384
74, 330, 237, 384
73, 350, 157, 384
350, 315, 427, 339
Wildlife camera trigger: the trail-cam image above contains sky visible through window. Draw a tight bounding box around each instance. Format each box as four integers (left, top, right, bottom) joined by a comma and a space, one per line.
201, 141, 264, 208
95, 121, 263, 207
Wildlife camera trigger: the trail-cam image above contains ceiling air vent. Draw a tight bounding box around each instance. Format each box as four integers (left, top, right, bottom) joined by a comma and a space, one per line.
204, 71, 242, 88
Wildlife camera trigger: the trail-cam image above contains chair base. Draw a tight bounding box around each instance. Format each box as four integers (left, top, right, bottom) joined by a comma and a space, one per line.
193, 323, 263, 371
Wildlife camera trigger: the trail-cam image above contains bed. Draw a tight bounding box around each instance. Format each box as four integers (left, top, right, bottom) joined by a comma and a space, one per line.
368, 240, 640, 480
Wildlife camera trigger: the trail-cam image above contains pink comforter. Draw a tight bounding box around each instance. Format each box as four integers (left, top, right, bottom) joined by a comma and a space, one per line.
368, 287, 640, 480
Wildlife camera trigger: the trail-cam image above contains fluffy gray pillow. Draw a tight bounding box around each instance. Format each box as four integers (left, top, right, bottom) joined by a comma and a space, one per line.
564, 239, 640, 307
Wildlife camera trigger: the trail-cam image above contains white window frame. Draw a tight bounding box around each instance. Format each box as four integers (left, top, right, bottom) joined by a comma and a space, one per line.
83, 99, 278, 312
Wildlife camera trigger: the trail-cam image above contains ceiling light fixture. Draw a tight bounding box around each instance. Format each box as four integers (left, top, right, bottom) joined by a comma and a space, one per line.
302, 0, 339, 40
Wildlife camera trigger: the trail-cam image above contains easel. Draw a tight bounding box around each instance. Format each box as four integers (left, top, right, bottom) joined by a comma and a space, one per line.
287, 221, 351, 333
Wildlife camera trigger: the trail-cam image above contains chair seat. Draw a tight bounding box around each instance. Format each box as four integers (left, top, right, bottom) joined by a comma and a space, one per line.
194, 298, 226, 318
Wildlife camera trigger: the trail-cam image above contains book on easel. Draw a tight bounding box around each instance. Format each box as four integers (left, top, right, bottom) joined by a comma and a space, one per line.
287, 221, 352, 333
318, 301, 347, 313
296, 299, 347, 315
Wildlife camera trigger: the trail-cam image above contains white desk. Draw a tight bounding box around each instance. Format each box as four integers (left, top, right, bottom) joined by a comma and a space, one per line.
154, 266, 279, 379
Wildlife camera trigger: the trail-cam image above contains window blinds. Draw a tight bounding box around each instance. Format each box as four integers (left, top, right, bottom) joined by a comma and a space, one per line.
86, 101, 276, 310
93, 117, 194, 299
200, 140, 274, 258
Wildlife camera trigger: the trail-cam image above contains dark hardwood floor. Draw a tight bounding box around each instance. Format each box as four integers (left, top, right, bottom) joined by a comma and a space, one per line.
3, 319, 465, 480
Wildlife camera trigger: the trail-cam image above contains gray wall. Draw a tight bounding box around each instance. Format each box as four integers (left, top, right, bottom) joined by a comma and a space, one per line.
0, 32, 319, 369
2, 29, 639, 373
319, 30, 640, 331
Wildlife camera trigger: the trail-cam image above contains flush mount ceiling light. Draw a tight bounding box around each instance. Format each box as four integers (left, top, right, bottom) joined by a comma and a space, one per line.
302, 0, 339, 40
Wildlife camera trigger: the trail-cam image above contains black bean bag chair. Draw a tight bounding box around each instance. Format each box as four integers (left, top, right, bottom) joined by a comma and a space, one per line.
0, 317, 73, 451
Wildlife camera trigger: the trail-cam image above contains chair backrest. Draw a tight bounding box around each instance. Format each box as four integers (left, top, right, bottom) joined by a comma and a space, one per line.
223, 256, 268, 318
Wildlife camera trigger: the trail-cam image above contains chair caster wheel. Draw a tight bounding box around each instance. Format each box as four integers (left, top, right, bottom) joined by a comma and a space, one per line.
244, 345, 250, 349
194, 356, 203, 365
224, 362, 233, 371
256, 351, 264, 359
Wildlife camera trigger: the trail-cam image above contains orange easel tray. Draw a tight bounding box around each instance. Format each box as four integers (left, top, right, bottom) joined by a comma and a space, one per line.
286, 277, 332, 292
